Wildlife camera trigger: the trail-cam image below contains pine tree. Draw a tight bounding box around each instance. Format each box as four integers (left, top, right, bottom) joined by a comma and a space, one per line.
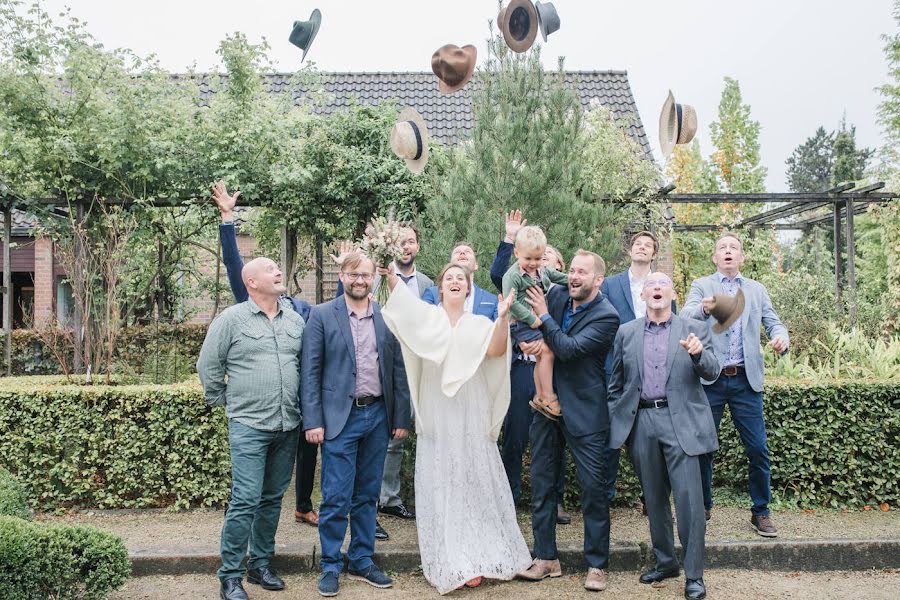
785, 127, 834, 192
708, 77, 767, 194
831, 117, 873, 185
418, 33, 657, 285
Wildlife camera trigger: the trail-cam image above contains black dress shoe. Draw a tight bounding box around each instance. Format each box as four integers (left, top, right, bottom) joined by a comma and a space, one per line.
247, 565, 285, 590
220, 577, 249, 600
374, 520, 390, 540
379, 503, 416, 519
556, 505, 572, 525
685, 578, 706, 599
639, 565, 680, 584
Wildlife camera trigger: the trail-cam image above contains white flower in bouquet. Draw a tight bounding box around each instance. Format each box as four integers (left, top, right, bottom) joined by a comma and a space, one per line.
359, 210, 405, 304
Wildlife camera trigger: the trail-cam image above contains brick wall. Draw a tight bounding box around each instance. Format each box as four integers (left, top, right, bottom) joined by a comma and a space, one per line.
32, 237, 54, 327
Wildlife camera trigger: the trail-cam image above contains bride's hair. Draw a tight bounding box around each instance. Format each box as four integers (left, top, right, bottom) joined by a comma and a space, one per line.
437, 262, 473, 302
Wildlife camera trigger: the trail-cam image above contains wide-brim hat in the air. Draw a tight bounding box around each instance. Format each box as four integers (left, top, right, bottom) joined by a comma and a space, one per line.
390, 107, 429, 174
710, 288, 745, 334
432, 44, 477, 94
498, 0, 538, 53
658, 89, 698, 158
289, 9, 322, 62
535, 1, 560, 42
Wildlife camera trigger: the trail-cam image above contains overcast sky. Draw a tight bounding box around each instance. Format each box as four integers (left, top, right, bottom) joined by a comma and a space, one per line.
38, 0, 895, 191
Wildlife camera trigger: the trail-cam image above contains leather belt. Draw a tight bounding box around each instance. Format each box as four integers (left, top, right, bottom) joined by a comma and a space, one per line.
720, 366, 745, 377
638, 399, 669, 409
353, 395, 383, 408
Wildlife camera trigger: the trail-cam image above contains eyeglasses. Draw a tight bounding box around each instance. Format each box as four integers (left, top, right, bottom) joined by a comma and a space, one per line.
343, 272, 374, 282
643, 279, 672, 288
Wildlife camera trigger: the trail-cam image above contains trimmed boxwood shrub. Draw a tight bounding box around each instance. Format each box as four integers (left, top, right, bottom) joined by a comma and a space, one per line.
0, 376, 230, 510
0, 467, 31, 520
0, 515, 130, 599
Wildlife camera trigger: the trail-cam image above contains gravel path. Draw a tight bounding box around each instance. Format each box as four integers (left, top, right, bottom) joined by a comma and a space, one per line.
110, 569, 900, 599
37, 479, 900, 554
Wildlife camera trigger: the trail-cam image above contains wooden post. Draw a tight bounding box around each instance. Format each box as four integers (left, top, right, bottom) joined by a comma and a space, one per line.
845, 197, 857, 327
3, 206, 12, 376
315, 235, 324, 304
72, 200, 84, 374
832, 201, 842, 312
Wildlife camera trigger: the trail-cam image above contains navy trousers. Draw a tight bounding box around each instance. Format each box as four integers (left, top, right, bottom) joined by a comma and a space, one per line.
295, 437, 318, 513
530, 415, 610, 569
318, 401, 389, 574
700, 370, 772, 516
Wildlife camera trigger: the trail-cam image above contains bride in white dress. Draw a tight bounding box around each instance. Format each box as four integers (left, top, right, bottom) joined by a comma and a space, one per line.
380, 263, 532, 594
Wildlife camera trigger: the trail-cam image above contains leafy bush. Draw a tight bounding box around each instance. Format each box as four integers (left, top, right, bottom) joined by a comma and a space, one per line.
0, 377, 229, 510
0, 515, 130, 600
0, 467, 30, 520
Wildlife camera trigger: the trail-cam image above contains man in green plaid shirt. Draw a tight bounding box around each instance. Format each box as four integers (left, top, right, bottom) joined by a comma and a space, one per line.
197, 256, 305, 600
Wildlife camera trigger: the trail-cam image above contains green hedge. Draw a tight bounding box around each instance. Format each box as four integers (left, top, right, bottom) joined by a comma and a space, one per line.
0, 324, 208, 381
1, 376, 897, 511
0, 515, 130, 600
0, 376, 229, 510
0, 467, 31, 520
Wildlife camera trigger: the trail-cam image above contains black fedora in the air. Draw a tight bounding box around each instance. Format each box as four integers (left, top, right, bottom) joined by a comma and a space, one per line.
289, 9, 322, 61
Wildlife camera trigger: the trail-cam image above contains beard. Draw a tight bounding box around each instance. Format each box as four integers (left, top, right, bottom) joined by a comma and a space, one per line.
346, 282, 371, 300
396, 254, 416, 269
569, 281, 593, 302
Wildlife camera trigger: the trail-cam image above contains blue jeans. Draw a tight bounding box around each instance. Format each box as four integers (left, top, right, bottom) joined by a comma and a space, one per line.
700, 371, 772, 516
318, 401, 389, 574
219, 420, 300, 581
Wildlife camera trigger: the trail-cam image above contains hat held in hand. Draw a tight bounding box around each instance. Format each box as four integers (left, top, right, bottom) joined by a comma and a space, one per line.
710, 288, 745, 334
658, 90, 698, 158
390, 107, 429, 174
498, 0, 538, 53
432, 44, 477, 94
289, 9, 322, 61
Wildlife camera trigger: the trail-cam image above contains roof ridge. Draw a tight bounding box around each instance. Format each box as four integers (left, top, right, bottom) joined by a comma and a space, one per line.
173, 69, 630, 77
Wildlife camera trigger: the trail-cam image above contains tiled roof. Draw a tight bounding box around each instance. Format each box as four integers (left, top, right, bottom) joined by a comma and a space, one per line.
185, 71, 652, 159
0, 210, 39, 236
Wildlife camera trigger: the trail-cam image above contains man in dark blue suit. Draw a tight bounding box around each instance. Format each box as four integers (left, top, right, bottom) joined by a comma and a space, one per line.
599, 231, 671, 504
302, 251, 411, 597
517, 250, 619, 592
212, 183, 321, 534
422, 241, 498, 320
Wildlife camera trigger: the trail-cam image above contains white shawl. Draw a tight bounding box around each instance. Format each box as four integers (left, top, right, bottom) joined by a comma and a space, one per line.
381, 283, 512, 441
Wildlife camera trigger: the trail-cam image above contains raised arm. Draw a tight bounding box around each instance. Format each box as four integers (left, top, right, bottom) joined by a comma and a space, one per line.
680, 279, 709, 321
487, 290, 514, 358
490, 209, 526, 291
212, 181, 249, 303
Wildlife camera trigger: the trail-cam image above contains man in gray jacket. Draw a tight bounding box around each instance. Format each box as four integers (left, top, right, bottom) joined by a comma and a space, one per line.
680, 232, 789, 537
608, 273, 719, 600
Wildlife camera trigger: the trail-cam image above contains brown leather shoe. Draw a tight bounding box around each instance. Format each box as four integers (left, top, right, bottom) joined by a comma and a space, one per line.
295, 510, 319, 527
556, 505, 572, 525
517, 559, 562, 581
584, 568, 608, 591
750, 514, 778, 537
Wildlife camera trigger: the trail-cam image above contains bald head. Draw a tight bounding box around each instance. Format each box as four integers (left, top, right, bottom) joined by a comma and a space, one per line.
242, 257, 286, 299
641, 272, 676, 320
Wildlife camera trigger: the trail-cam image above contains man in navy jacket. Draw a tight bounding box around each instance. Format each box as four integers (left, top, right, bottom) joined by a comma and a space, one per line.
422, 241, 498, 320
212, 184, 320, 532
517, 250, 619, 592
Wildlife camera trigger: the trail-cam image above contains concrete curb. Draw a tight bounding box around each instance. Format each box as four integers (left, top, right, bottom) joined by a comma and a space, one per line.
129, 539, 900, 577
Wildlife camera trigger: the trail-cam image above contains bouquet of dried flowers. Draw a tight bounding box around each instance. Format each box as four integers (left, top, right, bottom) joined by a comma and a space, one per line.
359, 210, 404, 305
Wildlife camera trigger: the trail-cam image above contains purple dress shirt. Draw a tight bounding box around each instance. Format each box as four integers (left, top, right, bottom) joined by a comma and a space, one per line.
640, 316, 671, 402
347, 301, 382, 398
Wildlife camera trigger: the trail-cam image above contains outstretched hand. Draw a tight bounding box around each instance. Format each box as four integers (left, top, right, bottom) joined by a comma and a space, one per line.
679, 332, 703, 356
329, 240, 357, 266
504, 209, 526, 243
497, 289, 516, 320
211, 181, 239, 219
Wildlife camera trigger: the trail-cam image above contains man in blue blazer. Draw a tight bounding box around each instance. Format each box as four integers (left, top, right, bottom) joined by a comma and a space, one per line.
302, 251, 411, 597
681, 232, 789, 538
600, 231, 674, 503
518, 250, 619, 592
422, 241, 498, 320
212, 184, 321, 537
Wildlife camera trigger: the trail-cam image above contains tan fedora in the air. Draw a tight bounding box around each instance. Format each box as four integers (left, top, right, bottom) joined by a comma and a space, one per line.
498, 0, 538, 53
710, 288, 745, 334
390, 107, 429, 174
658, 90, 698, 158
432, 44, 477, 94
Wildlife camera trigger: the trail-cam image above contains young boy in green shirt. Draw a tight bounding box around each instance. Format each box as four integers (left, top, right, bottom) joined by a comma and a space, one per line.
502, 225, 568, 420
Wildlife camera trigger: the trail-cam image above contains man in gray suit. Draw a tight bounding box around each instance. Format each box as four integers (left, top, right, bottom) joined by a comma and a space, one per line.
681, 232, 789, 538
608, 273, 719, 600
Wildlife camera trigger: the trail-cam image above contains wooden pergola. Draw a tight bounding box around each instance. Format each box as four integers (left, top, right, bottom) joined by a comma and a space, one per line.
1, 183, 897, 375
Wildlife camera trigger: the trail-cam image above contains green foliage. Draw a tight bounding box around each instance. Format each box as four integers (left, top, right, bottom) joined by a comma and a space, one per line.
0, 515, 130, 600
0, 467, 30, 520
717, 379, 900, 507
786, 127, 835, 192
708, 77, 767, 194
419, 34, 655, 286
0, 377, 230, 510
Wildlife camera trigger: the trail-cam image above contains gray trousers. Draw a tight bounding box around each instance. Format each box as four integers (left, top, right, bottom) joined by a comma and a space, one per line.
629, 406, 706, 580
379, 435, 405, 507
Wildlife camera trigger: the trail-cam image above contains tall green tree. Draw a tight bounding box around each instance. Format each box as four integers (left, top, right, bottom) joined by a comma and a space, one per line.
708, 77, 767, 194
418, 34, 657, 285
785, 127, 834, 192
831, 118, 873, 185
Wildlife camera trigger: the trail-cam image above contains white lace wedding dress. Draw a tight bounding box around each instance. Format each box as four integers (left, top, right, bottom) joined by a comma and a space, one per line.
381, 284, 532, 595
